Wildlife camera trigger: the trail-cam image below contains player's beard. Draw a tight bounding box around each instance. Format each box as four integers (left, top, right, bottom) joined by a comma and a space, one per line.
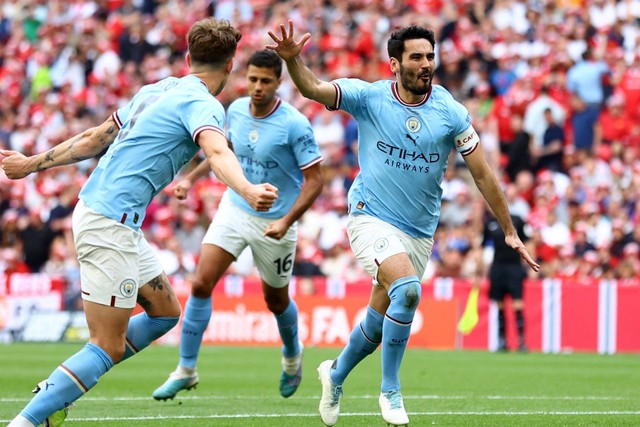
399, 64, 431, 96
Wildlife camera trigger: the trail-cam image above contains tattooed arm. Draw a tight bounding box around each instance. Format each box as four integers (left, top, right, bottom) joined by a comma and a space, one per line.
0, 117, 119, 179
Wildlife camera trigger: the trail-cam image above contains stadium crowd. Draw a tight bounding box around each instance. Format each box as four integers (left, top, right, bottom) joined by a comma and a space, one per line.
2, 0, 640, 309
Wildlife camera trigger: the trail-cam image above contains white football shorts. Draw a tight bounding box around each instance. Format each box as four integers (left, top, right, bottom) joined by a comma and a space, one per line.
347, 213, 433, 286
72, 200, 163, 309
202, 193, 297, 288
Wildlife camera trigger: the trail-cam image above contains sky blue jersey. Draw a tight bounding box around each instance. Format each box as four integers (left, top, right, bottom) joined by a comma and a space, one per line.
330, 79, 480, 238
225, 97, 322, 219
79, 75, 225, 230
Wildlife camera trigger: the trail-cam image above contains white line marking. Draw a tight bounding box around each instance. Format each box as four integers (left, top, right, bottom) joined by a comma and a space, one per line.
2, 411, 640, 423
0, 394, 635, 403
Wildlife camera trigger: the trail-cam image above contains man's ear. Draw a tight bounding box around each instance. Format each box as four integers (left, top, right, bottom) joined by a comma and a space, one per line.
389, 57, 400, 74
185, 52, 192, 67
226, 58, 234, 74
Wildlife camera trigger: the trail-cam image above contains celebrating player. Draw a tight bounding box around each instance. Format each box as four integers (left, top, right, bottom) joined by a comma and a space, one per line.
2, 18, 277, 427
267, 20, 539, 426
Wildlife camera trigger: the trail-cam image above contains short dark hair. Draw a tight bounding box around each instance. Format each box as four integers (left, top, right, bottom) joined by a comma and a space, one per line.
387, 26, 436, 62
187, 18, 242, 69
247, 49, 283, 78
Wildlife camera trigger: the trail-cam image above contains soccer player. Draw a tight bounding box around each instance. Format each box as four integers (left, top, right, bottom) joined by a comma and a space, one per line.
267, 21, 540, 426
1, 18, 278, 427
152, 49, 323, 400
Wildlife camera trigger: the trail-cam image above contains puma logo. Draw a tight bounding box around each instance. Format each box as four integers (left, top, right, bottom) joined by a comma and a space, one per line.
405, 133, 417, 145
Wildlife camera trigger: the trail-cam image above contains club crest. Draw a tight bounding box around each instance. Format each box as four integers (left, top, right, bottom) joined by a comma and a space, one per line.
249, 130, 259, 143
119, 279, 136, 298
374, 238, 389, 253
405, 117, 421, 133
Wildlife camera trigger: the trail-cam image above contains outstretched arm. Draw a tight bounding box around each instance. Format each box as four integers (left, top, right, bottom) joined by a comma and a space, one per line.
197, 129, 278, 212
267, 20, 337, 107
464, 146, 540, 272
1, 117, 118, 179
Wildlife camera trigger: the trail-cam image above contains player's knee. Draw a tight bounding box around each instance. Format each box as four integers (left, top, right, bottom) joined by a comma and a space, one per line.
403, 281, 421, 309
264, 293, 289, 315
166, 298, 182, 318
389, 279, 422, 315
191, 275, 215, 298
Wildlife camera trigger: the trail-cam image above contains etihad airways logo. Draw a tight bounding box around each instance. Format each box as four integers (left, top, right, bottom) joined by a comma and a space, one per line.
237, 155, 278, 169
376, 141, 440, 163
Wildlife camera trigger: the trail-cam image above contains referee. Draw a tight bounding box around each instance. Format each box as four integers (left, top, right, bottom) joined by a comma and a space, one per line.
483, 213, 531, 352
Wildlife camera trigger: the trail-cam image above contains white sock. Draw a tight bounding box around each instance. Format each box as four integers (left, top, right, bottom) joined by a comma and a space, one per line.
7, 414, 37, 427
176, 365, 196, 376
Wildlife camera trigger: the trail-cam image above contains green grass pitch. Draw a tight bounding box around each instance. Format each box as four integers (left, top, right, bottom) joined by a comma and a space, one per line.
1, 343, 639, 426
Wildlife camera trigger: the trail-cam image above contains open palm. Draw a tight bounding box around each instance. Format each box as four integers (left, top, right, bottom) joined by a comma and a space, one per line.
266, 20, 310, 61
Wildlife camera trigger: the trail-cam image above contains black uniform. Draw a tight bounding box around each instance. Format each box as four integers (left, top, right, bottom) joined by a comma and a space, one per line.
483, 214, 529, 352
483, 214, 528, 301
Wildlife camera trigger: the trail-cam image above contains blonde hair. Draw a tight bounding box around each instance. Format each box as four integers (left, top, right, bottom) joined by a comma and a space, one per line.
187, 18, 242, 69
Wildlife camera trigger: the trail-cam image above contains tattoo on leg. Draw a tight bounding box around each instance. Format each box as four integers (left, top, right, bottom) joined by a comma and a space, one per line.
148, 274, 177, 302
137, 294, 152, 311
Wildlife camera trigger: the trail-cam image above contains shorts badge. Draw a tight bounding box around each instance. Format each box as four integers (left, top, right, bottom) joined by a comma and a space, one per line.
119, 279, 136, 298
374, 238, 389, 253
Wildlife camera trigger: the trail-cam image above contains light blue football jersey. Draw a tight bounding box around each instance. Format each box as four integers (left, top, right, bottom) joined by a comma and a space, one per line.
80, 75, 225, 229
225, 97, 322, 219
331, 79, 479, 238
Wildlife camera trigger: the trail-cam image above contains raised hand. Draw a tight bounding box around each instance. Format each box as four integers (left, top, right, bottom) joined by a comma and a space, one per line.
266, 20, 311, 61
244, 183, 279, 212
0, 150, 32, 179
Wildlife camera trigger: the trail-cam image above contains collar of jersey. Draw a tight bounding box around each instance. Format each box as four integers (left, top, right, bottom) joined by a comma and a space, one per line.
391, 82, 431, 107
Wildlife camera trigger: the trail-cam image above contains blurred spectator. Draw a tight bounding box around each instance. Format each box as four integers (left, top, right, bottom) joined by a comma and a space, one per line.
534, 107, 565, 173
19, 207, 55, 273
567, 48, 611, 153
312, 109, 345, 166
505, 114, 532, 181
523, 86, 566, 158
594, 93, 633, 155
174, 210, 206, 257
1, 247, 30, 275
0, 209, 21, 249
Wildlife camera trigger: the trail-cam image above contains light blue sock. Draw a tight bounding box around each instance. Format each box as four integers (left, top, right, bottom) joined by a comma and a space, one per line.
179, 295, 212, 369
121, 313, 180, 362
276, 300, 300, 358
381, 276, 421, 393
331, 305, 383, 385
21, 343, 113, 426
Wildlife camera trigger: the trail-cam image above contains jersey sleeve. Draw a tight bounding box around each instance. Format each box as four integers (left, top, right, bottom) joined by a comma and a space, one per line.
181, 95, 226, 144
328, 78, 370, 117
289, 112, 323, 170
111, 97, 136, 129
451, 101, 480, 157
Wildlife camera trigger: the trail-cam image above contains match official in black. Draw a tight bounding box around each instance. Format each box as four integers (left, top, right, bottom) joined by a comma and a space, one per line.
482, 212, 532, 352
